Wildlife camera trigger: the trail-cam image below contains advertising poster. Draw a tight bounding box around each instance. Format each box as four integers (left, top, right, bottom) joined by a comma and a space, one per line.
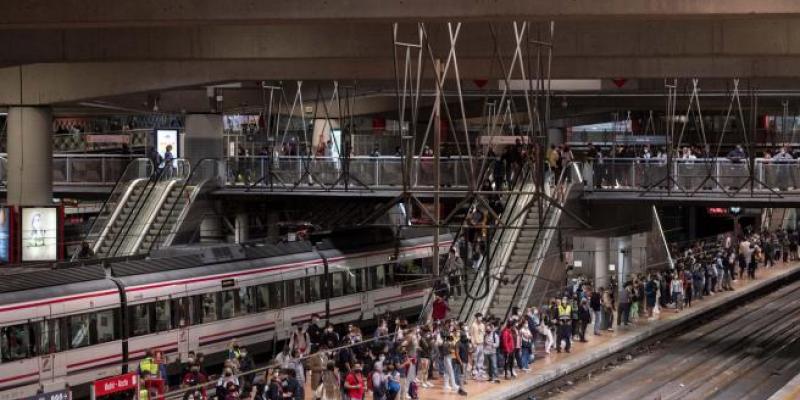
155, 129, 179, 163
0, 207, 8, 263
21, 207, 58, 262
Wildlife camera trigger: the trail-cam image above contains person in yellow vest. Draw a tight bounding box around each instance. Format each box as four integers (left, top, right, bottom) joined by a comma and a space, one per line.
139, 386, 149, 400
555, 297, 573, 353
139, 349, 159, 377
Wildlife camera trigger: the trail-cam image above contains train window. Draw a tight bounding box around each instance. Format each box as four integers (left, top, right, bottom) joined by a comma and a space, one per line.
95, 309, 118, 343
268, 282, 284, 309
331, 273, 344, 297
199, 293, 218, 323
34, 320, 61, 354
355, 269, 365, 292
343, 271, 357, 295
287, 279, 306, 305
171, 297, 191, 327
239, 287, 256, 314
128, 304, 151, 337
219, 290, 236, 319
68, 314, 91, 349
307, 276, 322, 302
154, 301, 171, 332
0, 323, 31, 362
386, 263, 396, 285
254, 284, 270, 311
372, 265, 386, 289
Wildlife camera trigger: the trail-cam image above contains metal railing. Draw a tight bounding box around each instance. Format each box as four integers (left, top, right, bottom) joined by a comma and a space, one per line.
585, 157, 800, 192
224, 156, 475, 189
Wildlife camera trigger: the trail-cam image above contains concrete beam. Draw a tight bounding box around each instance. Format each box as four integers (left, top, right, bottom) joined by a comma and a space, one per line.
4, 19, 800, 65
3, 1, 800, 28
8, 55, 800, 105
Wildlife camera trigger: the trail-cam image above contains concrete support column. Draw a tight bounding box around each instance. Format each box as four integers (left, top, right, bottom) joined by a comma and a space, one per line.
234, 213, 249, 244
7, 107, 53, 206
184, 113, 224, 164
592, 237, 610, 290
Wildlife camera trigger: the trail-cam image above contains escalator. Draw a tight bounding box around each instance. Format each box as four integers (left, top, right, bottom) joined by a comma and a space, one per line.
79, 159, 198, 259
485, 163, 580, 320
452, 163, 579, 322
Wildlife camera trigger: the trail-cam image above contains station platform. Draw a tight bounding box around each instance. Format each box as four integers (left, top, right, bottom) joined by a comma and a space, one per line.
415, 260, 800, 400
767, 370, 800, 400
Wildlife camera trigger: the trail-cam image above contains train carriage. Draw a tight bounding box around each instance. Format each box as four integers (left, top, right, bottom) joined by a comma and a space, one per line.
0, 230, 451, 399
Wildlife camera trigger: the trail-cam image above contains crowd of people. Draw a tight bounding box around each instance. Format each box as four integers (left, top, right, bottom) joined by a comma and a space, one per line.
130, 225, 797, 400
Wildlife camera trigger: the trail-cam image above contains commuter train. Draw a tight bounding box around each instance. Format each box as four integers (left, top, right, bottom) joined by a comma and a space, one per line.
0, 229, 451, 399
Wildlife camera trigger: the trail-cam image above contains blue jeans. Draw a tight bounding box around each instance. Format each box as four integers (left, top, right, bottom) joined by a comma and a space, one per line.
444, 356, 458, 389
520, 346, 532, 369
593, 310, 603, 334
485, 351, 498, 380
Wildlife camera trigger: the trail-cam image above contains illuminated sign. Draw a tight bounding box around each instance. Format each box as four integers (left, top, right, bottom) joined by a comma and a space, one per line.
92, 372, 138, 397
21, 207, 59, 262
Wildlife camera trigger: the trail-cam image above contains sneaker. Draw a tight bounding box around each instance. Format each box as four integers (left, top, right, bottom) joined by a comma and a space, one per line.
444, 385, 452, 392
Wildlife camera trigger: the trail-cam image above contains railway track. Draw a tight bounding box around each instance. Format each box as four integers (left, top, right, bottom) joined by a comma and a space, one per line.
545, 279, 800, 400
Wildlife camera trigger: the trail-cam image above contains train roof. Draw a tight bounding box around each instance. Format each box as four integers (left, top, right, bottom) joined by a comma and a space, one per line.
0, 265, 118, 307
0, 228, 452, 306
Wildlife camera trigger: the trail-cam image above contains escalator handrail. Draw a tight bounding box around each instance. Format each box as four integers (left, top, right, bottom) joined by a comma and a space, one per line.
72, 157, 153, 261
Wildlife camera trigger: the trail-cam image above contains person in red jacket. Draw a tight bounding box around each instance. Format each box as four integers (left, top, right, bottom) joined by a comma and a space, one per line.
500, 321, 517, 379
432, 295, 449, 321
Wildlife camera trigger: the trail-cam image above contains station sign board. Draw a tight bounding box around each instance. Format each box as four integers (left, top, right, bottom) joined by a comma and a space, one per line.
92, 372, 138, 398
22, 389, 71, 400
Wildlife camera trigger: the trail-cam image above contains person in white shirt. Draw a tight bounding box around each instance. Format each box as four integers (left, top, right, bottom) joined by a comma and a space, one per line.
469, 314, 486, 378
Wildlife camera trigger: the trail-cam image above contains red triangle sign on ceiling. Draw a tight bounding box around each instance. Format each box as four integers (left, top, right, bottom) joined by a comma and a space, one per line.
612, 78, 628, 88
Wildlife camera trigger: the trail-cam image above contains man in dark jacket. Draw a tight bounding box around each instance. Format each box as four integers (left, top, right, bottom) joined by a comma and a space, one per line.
577, 299, 592, 342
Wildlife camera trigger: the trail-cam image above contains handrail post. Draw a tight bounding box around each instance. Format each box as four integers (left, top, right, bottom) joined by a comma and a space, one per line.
65, 156, 72, 183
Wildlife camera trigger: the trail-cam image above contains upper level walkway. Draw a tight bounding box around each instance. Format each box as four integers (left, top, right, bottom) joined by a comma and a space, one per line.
9, 155, 800, 204
582, 157, 800, 205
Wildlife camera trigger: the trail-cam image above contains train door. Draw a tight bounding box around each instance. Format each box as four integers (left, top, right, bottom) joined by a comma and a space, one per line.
172, 296, 192, 360
40, 311, 67, 387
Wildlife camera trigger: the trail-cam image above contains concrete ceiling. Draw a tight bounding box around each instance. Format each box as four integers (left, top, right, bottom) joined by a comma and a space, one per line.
4, 2, 800, 118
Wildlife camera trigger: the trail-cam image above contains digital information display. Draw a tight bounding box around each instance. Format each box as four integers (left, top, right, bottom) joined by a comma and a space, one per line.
21, 207, 59, 262
155, 129, 179, 164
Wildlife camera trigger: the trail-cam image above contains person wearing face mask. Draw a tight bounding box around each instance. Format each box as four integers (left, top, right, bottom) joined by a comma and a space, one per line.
417, 328, 433, 388
308, 314, 324, 351
182, 351, 196, 376
216, 368, 239, 399
343, 363, 366, 400
181, 364, 208, 398
274, 345, 292, 370
289, 325, 311, 357
322, 323, 340, 349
